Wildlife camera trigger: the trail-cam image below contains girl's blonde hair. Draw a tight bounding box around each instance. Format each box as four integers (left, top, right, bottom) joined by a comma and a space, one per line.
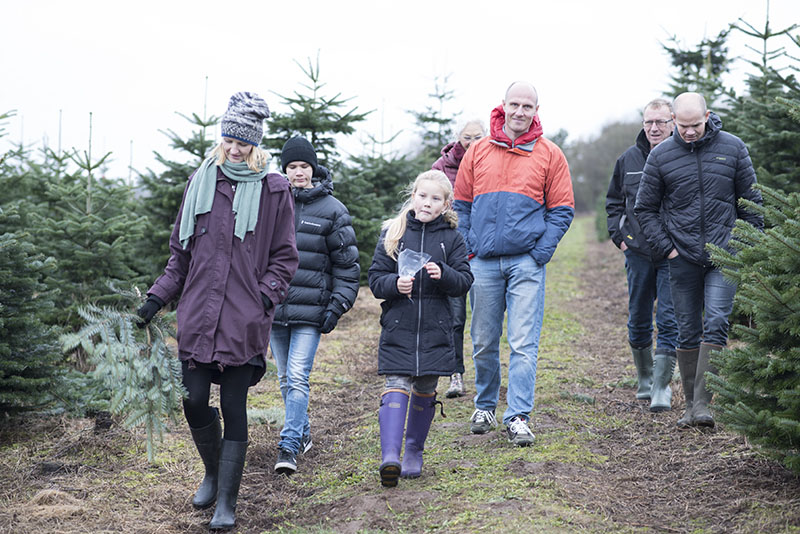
211, 141, 269, 172
382, 170, 458, 259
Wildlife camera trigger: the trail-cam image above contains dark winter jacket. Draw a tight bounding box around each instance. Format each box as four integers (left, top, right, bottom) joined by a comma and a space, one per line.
634, 113, 763, 267
606, 129, 663, 260
432, 141, 466, 187
273, 166, 360, 328
148, 167, 298, 380
368, 213, 473, 377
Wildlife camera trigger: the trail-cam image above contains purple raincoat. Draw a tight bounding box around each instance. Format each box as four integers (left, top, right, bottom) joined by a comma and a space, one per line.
148, 168, 298, 381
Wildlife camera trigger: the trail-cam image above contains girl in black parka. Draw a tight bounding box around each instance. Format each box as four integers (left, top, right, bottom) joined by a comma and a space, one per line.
368, 170, 473, 487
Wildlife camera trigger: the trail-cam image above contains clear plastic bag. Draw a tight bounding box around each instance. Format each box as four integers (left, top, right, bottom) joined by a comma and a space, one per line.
397, 248, 431, 277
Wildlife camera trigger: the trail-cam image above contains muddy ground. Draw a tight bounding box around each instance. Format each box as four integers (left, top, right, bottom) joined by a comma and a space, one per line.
1, 224, 798, 533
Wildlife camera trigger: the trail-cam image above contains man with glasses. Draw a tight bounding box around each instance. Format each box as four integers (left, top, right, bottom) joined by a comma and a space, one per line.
634, 92, 763, 429
606, 98, 678, 413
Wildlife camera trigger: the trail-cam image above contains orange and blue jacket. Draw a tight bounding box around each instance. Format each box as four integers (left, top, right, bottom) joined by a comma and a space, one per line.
454, 105, 574, 265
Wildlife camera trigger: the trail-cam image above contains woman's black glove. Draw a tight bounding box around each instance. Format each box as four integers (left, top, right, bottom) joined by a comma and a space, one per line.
261, 293, 273, 313
137, 295, 164, 328
320, 311, 339, 334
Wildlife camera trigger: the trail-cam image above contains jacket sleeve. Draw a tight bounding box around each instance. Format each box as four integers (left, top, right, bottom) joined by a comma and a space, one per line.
734, 143, 764, 231
606, 156, 626, 247
453, 146, 475, 251
325, 203, 361, 317
436, 230, 473, 298
259, 186, 299, 307
634, 155, 673, 258
147, 179, 193, 304
368, 231, 402, 301
530, 146, 575, 265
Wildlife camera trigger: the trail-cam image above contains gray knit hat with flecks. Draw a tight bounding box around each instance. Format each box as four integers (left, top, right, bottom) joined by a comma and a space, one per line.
220, 92, 270, 146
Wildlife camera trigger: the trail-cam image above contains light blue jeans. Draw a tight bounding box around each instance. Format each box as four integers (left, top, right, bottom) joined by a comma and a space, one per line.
470, 254, 546, 425
270, 324, 321, 454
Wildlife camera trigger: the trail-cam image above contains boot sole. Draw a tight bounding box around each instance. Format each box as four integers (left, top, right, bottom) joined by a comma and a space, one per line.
192, 498, 216, 510
649, 405, 671, 413
380, 463, 401, 487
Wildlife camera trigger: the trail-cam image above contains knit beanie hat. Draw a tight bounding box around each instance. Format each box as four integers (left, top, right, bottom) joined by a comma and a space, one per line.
220, 92, 270, 146
280, 137, 318, 174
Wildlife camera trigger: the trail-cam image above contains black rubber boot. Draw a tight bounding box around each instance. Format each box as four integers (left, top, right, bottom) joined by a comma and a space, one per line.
189, 409, 221, 509
693, 343, 720, 428
209, 439, 248, 530
676, 348, 699, 428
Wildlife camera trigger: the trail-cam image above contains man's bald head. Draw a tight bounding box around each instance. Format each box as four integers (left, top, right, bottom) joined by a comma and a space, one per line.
505, 81, 538, 106
672, 92, 710, 143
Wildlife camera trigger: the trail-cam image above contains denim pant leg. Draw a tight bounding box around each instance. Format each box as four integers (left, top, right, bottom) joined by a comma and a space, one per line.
270, 325, 321, 454
469, 257, 506, 412
624, 249, 657, 349
449, 295, 467, 375
654, 258, 678, 354
668, 257, 705, 349
503, 255, 546, 424
703, 268, 736, 346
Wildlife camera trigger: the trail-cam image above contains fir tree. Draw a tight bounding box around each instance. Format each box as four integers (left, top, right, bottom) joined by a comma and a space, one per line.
724, 11, 800, 194
707, 178, 800, 473
408, 74, 458, 164
0, 205, 61, 416
262, 53, 371, 173
136, 111, 218, 276
661, 29, 731, 108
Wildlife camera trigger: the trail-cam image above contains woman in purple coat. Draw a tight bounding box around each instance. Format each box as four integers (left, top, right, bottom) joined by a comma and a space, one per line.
431, 118, 485, 398
137, 92, 298, 530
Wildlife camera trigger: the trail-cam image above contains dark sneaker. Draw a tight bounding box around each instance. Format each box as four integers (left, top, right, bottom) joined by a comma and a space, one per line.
300, 433, 313, 454
274, 448, 297, 475
469, 409, 497, 434
506, 416, 535, 447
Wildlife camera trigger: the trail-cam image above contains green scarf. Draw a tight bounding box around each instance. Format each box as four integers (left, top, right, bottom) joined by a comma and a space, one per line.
179, 157, 268, 249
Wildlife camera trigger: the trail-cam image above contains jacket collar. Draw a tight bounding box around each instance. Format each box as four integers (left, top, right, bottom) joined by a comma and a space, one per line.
488, 104, 543, 152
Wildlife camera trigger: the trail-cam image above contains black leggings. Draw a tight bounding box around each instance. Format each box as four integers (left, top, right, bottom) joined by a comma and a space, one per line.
182, 361, 254, 442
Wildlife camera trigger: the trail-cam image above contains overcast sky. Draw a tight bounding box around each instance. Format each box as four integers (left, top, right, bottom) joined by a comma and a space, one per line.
2, 0, 798, 180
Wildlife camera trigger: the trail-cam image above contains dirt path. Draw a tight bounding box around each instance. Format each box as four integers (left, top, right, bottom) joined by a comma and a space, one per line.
1, 217, 798, 534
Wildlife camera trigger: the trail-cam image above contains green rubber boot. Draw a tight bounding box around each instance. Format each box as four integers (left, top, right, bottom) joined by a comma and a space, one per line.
675, 348, 699, 428
649, 351, 676, 412
693, 343, 721, 428
630, 344, 654, 400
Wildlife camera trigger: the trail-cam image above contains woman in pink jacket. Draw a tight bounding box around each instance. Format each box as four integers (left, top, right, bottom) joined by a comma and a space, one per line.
431, 118, 486, 398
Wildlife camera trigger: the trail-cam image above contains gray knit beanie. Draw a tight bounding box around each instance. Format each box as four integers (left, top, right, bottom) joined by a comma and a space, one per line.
220, 92, 270, 146
280, 137, 318, 174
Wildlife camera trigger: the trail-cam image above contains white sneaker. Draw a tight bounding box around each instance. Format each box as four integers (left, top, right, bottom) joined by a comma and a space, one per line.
446, 373, 465, 398
506, 416, 535, 447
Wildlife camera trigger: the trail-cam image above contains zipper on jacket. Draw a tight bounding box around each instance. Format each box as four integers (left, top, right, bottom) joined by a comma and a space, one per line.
415, 224, 425, 376
439, 241, 447, 263
696, 150, 707, 261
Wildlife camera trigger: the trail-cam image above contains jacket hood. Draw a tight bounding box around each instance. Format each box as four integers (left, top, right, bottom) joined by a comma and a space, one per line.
489, 104, 543, 149
440, 141, 466, 160
294, 164, 333, 203
673, 111, 722, 151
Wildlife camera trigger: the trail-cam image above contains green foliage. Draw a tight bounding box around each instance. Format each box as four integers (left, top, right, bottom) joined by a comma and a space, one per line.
723, 15, 800, 194
336, 152, 423, 283
0, 205, 62, 416
407, 74, 458, 164
136, 111, 218, 276
707, 183, 800, 473
60, 285, 186, 463
263, 53, 371, 174
661, 28, 731, 108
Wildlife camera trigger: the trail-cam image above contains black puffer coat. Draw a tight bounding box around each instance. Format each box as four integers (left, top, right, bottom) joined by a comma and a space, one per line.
606, 129, 663, 260
634, 113, 763, 267
368, 212, 473, 377
273, 166, 360, 328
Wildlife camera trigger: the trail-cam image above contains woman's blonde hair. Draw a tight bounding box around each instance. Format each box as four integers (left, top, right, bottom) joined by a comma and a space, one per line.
382, 170, 458, 259
211, 141, 269, 172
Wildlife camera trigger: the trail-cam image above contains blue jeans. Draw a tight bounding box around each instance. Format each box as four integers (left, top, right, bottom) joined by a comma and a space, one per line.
270, 324, 321, 454
470, 254, 546, 425
668, 256, 736, 348
383, 374, 439, 395
624, 249, 678, 353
